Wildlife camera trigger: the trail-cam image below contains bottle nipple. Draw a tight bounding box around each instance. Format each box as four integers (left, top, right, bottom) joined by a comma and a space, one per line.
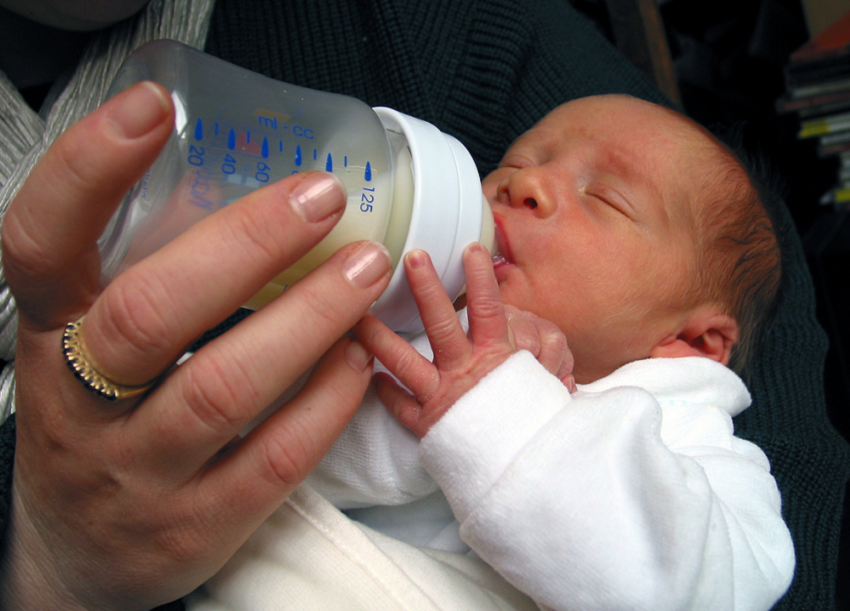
480, 197, 496, 256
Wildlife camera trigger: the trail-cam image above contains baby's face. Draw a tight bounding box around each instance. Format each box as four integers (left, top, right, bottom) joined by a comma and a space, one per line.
483, 95, 711, 382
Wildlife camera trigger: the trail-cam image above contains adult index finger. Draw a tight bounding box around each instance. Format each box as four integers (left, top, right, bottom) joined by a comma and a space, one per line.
2, 82, 174, 330
80, 171, 348, 388
131, 240, 392, 474
199, 337, 376, 523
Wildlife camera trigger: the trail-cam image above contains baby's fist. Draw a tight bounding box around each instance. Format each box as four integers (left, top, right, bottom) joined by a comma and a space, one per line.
505, 306, 576, 392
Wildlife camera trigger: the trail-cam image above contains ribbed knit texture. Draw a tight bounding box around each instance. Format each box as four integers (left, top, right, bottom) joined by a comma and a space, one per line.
0, 1, 846, 610
204, 0, 662, 175
734, 197, 850, 611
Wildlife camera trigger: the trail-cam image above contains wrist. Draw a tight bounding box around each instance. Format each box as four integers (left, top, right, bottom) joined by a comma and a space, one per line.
0, 488, 101, 611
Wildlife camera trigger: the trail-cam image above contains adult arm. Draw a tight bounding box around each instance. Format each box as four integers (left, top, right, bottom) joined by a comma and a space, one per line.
0, 81, 391, 610
420, 354, 795, 611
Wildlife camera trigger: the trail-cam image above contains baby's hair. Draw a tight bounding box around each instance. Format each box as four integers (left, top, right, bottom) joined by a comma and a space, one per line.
686, 125, 783, 378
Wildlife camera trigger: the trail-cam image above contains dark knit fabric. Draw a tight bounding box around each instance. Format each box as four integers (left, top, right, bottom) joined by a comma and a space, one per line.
0, 1, 847, 610
204, 0, 663, 175
734, 197, 850, 611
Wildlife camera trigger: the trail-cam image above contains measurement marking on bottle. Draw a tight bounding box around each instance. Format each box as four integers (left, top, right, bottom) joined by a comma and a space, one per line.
361, 186, 375, 212
187, 118, 375, 186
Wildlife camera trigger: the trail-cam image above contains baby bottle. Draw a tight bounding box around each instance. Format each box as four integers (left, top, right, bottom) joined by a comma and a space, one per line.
99, 40, 494, 332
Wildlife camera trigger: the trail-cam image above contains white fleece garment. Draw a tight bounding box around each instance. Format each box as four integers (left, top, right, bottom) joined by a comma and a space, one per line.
196, 326, 794, 611
310, 348, 794, 611
418, 353, 794, 611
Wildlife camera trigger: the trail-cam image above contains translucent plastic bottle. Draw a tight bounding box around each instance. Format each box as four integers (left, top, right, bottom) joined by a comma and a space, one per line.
99, 40, 494, 332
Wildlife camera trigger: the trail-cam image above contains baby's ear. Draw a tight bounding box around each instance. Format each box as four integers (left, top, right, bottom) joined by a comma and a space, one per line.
649, 307, 739, 365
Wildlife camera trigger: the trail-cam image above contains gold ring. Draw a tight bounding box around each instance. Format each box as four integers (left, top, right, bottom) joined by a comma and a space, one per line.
62, 315, 157, 401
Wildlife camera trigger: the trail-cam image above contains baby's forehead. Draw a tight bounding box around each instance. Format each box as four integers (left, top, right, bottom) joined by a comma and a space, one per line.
540, 95, 709, 149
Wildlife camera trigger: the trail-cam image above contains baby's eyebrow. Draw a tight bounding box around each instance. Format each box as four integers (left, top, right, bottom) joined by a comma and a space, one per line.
598, 146, 636, 177
597, 145, 662, 197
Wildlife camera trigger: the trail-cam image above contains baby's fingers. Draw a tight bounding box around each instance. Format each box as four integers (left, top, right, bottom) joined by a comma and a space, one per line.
463, 243, 510, 347
504, 306, 540, 354
507, 307, 576, 392
405, 250, 471, 369
539, 326, 576, 392
372, 372, 429, 436
356, 314, 439, 403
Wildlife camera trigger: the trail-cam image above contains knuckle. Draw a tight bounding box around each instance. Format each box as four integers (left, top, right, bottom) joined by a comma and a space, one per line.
427, 315, 461, 344
97, 276, 176, 359
542, 327, 569, 352
154, 503, 219, 568
1, 206, 64, 283
179, 354, 256, 438
55, 134, 103, 195
472, 294, 504, 322
256, 424, 312, 489
510, 320, 540, 354
298, 282, 346, 329
221, 204, 287, 268
393, 348, 425, 383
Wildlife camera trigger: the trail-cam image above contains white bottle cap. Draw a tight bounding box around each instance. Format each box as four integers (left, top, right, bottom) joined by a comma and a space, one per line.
368, 108, 491, 333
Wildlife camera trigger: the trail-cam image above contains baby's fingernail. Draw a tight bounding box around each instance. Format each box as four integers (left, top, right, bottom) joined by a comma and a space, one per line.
107, 81, 171, 139
346, 339, 373, 373
564, 374, 577, 393
343, 241, 392, 288
290, 173, 346, 223
404, 249, 429, 269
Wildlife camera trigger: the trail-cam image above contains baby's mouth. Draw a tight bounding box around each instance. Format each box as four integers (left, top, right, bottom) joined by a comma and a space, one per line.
492, 249, 509, 268
491, 214, 514, 270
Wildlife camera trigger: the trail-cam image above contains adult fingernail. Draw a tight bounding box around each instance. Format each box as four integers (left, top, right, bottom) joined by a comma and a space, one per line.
346, 339, 373, 373
343, 241, 392, 288
290, 173, 346, 222
107, 81, 171, 139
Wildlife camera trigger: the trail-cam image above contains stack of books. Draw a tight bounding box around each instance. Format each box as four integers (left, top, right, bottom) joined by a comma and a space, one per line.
777, 10, 850, 207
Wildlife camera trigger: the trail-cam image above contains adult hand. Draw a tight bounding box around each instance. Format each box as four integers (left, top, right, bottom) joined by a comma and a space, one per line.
0, 82, 392, 610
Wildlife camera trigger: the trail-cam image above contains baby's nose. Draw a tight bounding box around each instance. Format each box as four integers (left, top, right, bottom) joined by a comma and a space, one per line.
498, 169, 555, 217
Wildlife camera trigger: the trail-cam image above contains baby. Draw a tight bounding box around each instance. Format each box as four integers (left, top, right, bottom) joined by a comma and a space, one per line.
189, 95, 793, 611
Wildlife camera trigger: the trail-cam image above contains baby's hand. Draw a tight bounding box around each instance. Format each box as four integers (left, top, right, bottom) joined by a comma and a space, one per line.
504, 305, 576, 391
356, 243, 575, 438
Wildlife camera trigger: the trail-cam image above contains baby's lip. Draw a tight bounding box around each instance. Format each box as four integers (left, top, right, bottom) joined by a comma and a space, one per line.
491, 213, 514, 266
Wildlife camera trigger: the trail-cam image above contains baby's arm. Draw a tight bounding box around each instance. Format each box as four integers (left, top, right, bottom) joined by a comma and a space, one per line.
356, 243, 575, 438
357, 244, 793, 610
418, 355, 795, 611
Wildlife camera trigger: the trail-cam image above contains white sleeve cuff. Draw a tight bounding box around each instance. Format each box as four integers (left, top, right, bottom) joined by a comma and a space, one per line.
419, 351, 571, 522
